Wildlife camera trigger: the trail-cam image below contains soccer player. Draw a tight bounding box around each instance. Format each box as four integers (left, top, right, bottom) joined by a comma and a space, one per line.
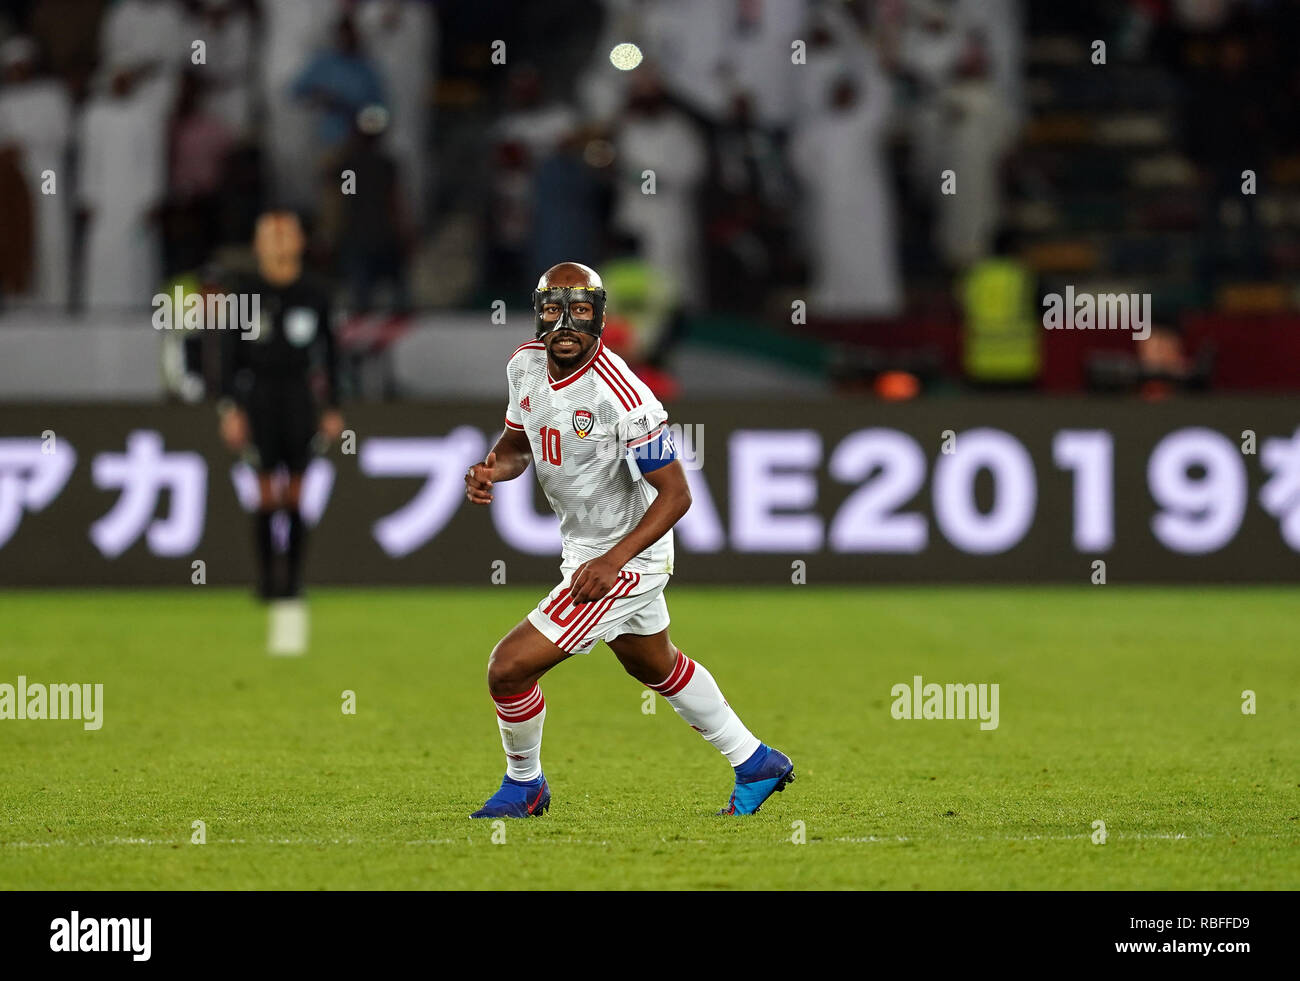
463, 262, 794, 818
217, 209, 344, 601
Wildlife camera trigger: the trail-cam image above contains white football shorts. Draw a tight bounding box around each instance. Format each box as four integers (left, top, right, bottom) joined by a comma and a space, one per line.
527, 566, 671, 655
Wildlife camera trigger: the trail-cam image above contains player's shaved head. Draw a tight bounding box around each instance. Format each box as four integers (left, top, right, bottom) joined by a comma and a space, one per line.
538, 262, 603, 290
533, 262, 607, 374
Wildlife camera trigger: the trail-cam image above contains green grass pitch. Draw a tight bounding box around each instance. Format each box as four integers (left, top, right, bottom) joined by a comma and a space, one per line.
1, 586, 1296, 890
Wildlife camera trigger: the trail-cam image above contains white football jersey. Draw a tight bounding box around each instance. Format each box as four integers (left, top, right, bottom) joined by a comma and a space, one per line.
505, 338, 674, 574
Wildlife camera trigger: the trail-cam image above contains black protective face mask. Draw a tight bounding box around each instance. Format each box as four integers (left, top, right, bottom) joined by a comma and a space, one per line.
533, 285, 607, 340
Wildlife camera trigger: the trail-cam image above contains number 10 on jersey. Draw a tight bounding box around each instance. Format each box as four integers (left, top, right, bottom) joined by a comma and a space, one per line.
539, 426, 563, 465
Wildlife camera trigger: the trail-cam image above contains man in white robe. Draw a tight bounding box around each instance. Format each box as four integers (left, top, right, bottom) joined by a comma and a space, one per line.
77, 70, 169, 309
936, 53, 1016, 268
727, 0, 810, 131
612, 71, 707, 305
790, 43, 901, 317
0, 38, 73, 307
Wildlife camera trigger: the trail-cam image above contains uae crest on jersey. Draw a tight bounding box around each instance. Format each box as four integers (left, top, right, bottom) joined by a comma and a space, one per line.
572, 408, 594, 439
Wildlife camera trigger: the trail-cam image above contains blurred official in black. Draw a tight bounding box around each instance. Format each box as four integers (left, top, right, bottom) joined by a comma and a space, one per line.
218, 209, 343, 599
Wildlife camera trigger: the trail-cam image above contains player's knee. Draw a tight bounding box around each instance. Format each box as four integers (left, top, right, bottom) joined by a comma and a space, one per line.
486, 640, 531, 696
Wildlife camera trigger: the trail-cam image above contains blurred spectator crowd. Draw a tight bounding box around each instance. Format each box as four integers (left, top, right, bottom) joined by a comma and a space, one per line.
2, 0, 1299, 394
0, 0, 435, 315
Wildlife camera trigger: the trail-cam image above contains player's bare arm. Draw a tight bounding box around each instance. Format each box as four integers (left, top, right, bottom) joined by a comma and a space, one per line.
569, 460, 691, 604
465, 425, 533, 504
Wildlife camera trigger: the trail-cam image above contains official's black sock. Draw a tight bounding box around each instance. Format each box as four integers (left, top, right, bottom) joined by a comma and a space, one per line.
285, 509, 307, 598
255, 510, 275, 600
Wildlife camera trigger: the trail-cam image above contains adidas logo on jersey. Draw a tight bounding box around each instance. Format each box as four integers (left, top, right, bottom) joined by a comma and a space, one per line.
520, 396, 531, 412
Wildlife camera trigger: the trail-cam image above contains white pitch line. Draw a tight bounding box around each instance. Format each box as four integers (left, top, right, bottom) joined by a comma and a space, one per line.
0, 836, 616, 848
831, 832, 1293, 843
1, 831, 1290, 849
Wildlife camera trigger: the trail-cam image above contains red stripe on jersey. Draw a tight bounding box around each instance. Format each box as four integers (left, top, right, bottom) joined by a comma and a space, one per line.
597, 352, 642, 406
548, 338, 603, 390
504, 416, 524, 430
626, 424, 665, 449
557, 573, 637, 652
593, 361, 633, 410
595, 353, 641, 408
511, 342, 545, 361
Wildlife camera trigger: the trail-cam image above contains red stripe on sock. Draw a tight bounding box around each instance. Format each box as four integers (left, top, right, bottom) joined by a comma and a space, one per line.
494, 685, 545, 722
660, 656, 695, 697
494, 685, 540, 703
496, 698, 545, 723
649, 649, 695, 696
647, 651, 685, 692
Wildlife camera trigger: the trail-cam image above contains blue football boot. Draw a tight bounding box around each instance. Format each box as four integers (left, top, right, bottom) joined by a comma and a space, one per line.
718, 744, 795, 816
470, 773, 551, 818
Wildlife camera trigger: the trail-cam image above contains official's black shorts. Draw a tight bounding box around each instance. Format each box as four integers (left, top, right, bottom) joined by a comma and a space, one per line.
246, 379, 317, 473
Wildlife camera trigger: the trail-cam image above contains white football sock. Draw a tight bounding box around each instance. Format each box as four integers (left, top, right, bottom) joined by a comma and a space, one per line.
648, 650, 761, 766
493, 684, 546, 782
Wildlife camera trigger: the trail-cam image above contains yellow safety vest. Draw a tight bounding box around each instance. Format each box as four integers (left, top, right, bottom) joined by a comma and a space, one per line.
961, 259, 1041, 381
